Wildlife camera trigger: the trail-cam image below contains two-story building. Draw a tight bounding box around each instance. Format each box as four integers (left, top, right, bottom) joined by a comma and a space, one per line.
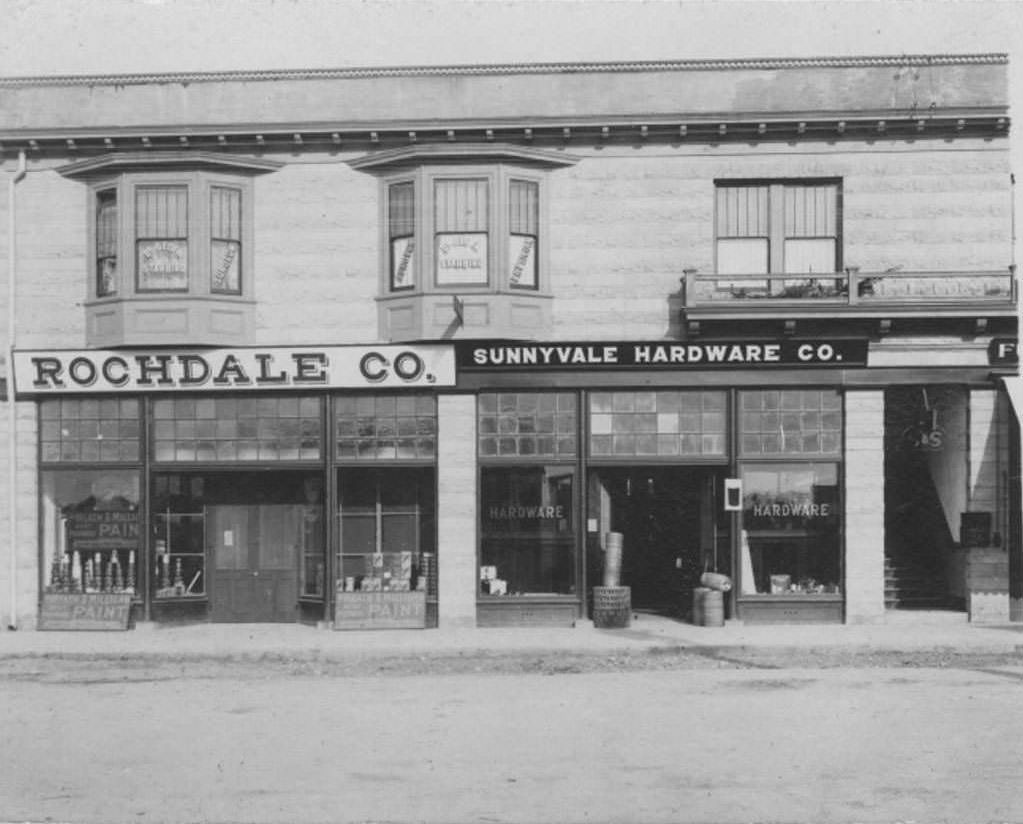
1, 54, 1019, 631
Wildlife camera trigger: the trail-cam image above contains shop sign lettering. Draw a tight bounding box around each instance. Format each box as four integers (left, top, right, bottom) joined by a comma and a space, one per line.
751, 503, 831, 518
67, 511, 140, 549
333, 591, 427, 630
459, 340, 868, 370
13, 346, 456, 395
989, 338, 1018, 366
38, 593, 133, 631
487, 505, 565, 520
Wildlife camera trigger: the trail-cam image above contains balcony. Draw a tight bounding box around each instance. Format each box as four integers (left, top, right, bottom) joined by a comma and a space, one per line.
681, 268, 1018, 337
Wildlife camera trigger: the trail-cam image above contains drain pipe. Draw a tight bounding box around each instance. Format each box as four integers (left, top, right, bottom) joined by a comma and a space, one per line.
7, 150, 27, 630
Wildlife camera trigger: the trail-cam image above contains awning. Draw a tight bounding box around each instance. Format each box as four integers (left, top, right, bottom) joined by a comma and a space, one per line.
1003, 376, 1023, 423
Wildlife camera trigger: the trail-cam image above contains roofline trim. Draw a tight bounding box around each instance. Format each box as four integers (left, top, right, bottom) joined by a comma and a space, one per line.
0, 53, 1009, 88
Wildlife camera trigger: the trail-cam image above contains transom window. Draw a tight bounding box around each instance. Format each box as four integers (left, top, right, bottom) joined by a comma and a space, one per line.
716, 180, 841, 276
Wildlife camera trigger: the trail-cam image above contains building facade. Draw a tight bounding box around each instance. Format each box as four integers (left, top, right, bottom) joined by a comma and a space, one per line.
0, 54, 1019, 630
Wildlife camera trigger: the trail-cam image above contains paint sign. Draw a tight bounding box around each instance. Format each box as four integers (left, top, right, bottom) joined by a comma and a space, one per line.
38, 593, 133, 631
334, 591, 427, 630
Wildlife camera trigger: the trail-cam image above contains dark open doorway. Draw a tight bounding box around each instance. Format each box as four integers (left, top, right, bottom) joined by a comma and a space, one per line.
587, 467, 729, 618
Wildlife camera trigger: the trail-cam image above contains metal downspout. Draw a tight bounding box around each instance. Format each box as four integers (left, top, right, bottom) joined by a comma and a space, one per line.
7, 150, 27, 630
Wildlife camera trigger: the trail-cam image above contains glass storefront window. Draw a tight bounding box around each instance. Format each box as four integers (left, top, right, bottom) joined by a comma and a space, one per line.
40, 398, 141, 463
336, 394, 436, 461
41, 469, 142, 596
336, 468, 436, 594
739, 462, 841, 596
740, 389, 842, 457
480, 465, 575, 596
153, 395, 323, 462
152, 471, 325, 608
589, 391, 726, 458
478, 392, 576, 458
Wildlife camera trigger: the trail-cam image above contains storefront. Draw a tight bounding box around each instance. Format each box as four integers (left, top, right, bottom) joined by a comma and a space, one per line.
15, 345, 454, 629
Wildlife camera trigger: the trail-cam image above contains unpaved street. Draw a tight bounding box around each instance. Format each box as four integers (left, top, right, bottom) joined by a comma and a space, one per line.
2, 656, 1022, 824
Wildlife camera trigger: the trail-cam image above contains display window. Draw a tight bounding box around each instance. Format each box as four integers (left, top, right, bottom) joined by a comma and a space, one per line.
41, 469, 142, 597
738, 462, 841, 595
335, 393, 436, 461
336, 467, 436, 594
478, 391, 576, 458
480, 465, 576, 596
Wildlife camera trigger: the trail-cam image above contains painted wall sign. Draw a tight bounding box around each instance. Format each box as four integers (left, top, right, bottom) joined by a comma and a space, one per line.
989, 338, 1018, 366
458, 339, 868, 370
13, 345, 456, 395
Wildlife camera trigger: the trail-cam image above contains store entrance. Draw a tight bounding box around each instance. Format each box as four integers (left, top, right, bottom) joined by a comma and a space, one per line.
588, 467, 728, 617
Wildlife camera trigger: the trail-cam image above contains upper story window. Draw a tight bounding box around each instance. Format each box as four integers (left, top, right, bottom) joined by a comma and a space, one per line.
60, 152, 282, 303
351, 145, 578, 298
715, 180, 842, 276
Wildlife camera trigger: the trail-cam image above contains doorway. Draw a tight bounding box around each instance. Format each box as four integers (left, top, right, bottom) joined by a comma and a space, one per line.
587, 467, 729, 617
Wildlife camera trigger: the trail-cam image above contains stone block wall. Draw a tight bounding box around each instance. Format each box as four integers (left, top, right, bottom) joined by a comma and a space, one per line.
436, 394, 478, 628
844, 390, 886, 624
0, 399, 40, 630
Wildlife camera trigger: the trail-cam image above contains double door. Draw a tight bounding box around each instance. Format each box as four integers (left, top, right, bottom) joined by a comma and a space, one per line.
207, 505, 301, 622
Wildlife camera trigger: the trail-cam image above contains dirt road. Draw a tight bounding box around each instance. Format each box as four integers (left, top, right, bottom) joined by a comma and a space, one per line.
2, 656, 1022, 823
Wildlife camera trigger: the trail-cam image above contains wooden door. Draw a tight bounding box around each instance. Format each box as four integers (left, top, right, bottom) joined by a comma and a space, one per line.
208, 505, 300, 622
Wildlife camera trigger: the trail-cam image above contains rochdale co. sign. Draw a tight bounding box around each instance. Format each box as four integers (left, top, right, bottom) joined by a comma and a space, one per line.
13, 345, 456, 395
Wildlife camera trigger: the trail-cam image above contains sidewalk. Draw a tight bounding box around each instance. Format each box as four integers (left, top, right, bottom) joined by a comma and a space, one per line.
3, 612, 1023, 660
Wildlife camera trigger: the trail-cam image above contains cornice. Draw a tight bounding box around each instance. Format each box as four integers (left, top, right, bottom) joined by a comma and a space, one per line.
56, 151, 285, 178
347, 143, 581, 171
0, 53, 1008, 88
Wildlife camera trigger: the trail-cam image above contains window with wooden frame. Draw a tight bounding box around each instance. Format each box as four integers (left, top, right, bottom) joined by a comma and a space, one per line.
379, 165, 548, 295
715, 180, 842, 277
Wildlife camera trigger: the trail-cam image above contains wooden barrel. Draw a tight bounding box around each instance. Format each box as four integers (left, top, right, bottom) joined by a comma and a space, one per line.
592, 585, 631, 628
701, 588, 725, 627
691, 586, 708, 625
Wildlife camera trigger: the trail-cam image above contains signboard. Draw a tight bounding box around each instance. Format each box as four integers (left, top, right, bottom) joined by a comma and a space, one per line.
38, 593, 133, 631
67, 511, 139, 550
137, 240, 188, 290
13, 345, 456, 396
436, 233, 488, 285
334, 590, 427, 630
960, 512, 993, 548
458, 339, 869, 371
989, 338, 1018, 367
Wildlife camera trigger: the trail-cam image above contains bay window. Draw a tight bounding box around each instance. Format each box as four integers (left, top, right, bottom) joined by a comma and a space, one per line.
60, 152, 281, 347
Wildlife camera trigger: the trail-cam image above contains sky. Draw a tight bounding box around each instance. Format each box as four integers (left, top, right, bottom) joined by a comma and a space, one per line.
1, 0, 1021, 77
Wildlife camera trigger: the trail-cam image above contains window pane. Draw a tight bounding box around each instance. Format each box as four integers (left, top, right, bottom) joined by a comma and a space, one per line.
136, 186, 188, 291
479, 392, 576, 459
210, 187, 242, 293
480, 466, 575, 596
509, 234, 537, 289
716, 238, 769, 276
784, 184, 838, 237
783, 238, 836, 275
434, 179, 488, 232
41, 469, 141, 596
740, 462, 841, 596
716, 185, 769, 237
335, 392, 436, 462
39, 398, 142, 465
96, 189, 118, 297
739, 390, 842, 456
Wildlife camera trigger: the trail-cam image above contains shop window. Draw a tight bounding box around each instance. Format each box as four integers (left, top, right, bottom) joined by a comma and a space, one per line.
740, 389, 842, 457
335, 393, 436, 461
478, 392, 577, 459
739, 462, 841, 596
40, 398, 141, 463
41, 469, 142, 597
589, 391, 727, 458
480, 465, 575, 596
715, 180, 841, 285
152, 395, 323, 462
336, 467, 436, 595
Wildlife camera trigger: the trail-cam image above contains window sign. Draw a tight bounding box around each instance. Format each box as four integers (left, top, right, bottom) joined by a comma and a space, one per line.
436, 233, 488, 285
391, 237, 416, 290
508, 235, 537, 288
211, 240, 241, 293
138, 240, 188, 290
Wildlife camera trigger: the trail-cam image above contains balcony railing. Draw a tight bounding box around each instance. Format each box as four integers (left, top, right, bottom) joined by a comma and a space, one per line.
684, 269, 1017, 310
